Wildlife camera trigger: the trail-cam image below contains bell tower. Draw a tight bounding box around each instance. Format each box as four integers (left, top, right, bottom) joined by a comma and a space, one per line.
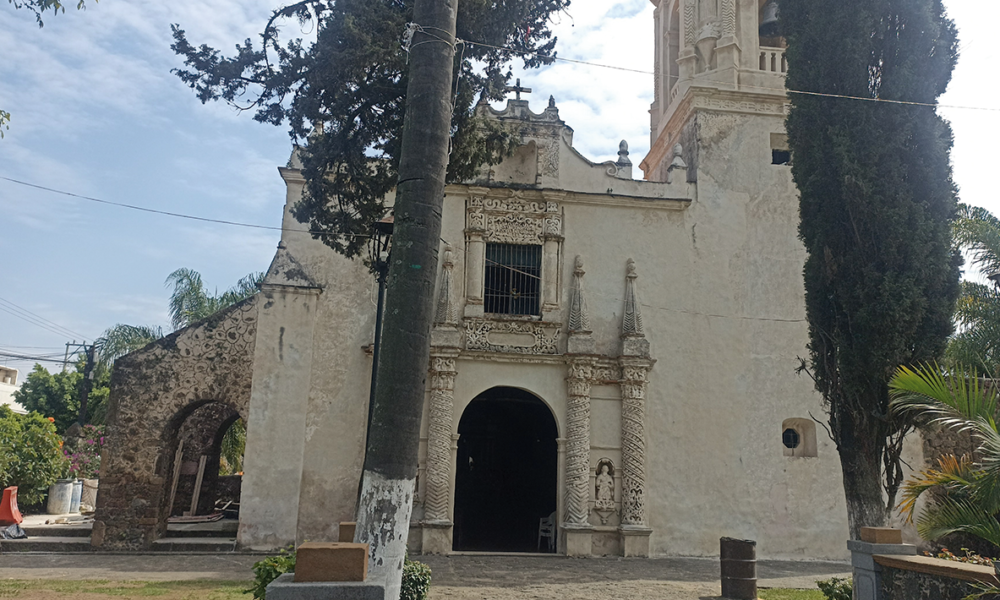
641, 0, 789, 181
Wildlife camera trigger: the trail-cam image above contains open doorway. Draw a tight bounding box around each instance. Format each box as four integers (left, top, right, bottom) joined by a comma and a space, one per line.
452, 387, 558, 552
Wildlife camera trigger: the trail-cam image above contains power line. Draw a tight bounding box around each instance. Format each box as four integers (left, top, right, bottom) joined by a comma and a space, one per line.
0, 351, 73, 364
0, 295, 92, 340
0, 176, 368, 239
0, 304, 84, 340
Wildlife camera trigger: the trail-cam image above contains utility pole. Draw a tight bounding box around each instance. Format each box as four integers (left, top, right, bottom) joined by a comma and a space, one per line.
77, 344, 96, 426
63, 340, 74, 373
353, 0, 458, 596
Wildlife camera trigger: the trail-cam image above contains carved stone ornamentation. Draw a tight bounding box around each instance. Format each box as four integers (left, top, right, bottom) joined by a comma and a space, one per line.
464, 319, 560, 355
568, 257, 590, 333
424, 356, 457, 523
594, 459, 616, 513
564, 358, 594, 527
434, 246, 457, 326
619, 361, 650, 526
683, 0, 696, 46
720, 0, 736, 37
487, 213, 544, 244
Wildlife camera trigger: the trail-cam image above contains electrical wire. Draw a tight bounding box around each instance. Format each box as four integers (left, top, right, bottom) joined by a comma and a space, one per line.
0, 176, 369, 240
0, 351, 73, 364
0, 296, 92, 340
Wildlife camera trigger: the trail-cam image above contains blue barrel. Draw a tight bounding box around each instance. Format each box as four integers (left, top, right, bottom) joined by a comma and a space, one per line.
46, 479, 74, 514
69, 479, 83, 513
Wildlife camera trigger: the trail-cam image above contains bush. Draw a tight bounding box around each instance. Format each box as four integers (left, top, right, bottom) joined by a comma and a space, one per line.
65, 424, 104, 479
816, 577, 852, 600
0, 406, 70, 505
246, 546, 296, 600
400, 557, 432, 600
244, 547, 431, 600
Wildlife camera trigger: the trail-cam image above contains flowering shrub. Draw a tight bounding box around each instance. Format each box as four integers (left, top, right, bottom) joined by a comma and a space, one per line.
0, 406, 70, 505
64, 424, 104, 479
924, 547, 996, 566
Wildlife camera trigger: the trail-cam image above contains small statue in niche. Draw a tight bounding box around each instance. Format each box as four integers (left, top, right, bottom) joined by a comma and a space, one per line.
595, 460, 615, 511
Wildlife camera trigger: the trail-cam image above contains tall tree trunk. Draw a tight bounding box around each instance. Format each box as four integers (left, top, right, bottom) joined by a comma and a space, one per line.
837, 410, 889, 539
353, 0, 458, 597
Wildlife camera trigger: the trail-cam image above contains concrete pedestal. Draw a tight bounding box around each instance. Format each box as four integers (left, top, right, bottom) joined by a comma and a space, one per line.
563, 525, 593, 557
420, 520, 453, 554
849, 540, 916, 600
265, 573, 385, 600
619, 526, 652, 557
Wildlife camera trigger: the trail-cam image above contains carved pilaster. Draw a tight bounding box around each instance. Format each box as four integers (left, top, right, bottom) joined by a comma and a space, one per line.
564, 358, 594, 527
619, 359, 650, 527
683, 0, 696, 47
424, 355, 457, 523
720, 0, 736, 37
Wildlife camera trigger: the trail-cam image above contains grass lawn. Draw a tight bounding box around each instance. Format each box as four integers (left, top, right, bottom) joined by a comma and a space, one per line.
759, 589, 826, 600
0, 580, 247, 599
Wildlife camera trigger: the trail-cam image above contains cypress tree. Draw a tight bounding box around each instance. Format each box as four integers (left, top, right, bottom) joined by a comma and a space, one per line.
782, 0, 962, 536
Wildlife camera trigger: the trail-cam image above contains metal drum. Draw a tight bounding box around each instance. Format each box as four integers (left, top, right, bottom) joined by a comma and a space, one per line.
720, 537, 757, 599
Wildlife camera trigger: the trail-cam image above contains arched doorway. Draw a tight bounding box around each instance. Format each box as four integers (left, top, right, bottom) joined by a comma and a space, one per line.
453, 387, 558, 552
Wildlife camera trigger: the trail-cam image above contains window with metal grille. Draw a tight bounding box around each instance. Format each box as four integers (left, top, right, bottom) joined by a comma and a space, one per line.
484, 243, 541, 316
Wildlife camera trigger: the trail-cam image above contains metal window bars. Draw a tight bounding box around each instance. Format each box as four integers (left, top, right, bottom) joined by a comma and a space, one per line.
484, 243, 542, 316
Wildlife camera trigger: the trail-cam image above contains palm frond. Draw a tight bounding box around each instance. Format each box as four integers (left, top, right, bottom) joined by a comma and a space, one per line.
94, 324, 165, 365
917, 496, 1000, 548
166, 268, 210, 330
890, 364, 999, 428
898, 454, 978, 523
955, 203, 1000, 277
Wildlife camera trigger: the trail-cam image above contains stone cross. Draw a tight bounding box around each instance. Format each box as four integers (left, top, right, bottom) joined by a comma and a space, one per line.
505, 78, 532, 100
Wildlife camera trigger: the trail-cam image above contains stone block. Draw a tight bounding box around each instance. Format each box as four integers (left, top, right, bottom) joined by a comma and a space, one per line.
860, 527, 902, 545
295, 542, 369, 583
338, 522, 356, 543
564, 527, 593, 557
266, 573, 384, 600
620, 526, 652, 558
420, 522, 453, 554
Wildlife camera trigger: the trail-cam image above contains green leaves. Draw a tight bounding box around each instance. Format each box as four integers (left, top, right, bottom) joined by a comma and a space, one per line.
171, 0, 570, 260
889, 364, 1000, 549
0, 406, 69, 506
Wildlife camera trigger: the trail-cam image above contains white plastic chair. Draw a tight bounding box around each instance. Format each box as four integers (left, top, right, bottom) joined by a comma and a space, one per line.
537, 511, 556, 551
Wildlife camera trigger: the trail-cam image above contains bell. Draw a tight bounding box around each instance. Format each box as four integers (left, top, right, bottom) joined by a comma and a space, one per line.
759, 0, 780, 38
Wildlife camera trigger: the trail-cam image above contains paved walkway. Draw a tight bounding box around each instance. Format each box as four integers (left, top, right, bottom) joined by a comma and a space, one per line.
0, 552, 850, 598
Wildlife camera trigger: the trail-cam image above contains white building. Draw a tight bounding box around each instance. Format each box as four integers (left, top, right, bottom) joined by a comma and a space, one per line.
0, 366, 26, 414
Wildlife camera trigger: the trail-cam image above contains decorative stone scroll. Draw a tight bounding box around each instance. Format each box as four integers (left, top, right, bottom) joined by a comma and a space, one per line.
424, 356, 457, 523
564, 358, 594, 527
464, 319, 560, 355
619, 360, 651, 526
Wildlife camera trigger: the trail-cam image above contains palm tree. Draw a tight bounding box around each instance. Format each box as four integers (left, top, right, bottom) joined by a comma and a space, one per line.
889, 365, 1000, 597
96, 268, 262, 475
948, 205, 1000, 376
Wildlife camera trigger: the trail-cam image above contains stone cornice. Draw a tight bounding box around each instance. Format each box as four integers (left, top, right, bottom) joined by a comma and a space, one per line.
641, 85, 791, 178
447, 184, 690, 211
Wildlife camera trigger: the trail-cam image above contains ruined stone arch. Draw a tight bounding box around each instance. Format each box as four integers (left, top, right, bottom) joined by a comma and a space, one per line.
93, 298, 257, 550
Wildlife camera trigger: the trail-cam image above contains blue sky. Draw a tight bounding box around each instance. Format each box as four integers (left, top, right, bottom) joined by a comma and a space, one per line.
0, 0, 995, 375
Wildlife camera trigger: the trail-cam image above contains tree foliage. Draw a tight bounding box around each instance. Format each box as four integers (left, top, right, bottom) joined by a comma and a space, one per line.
0, 405, 70, 505
7, 0, 90, 27
889, 365, 1000, 554
170, 0, 570, 260
12, 358, 110, 433
782, 0, 962, 532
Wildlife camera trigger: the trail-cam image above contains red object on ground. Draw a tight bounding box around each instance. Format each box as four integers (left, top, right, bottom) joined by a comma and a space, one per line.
0, 486, 23, 525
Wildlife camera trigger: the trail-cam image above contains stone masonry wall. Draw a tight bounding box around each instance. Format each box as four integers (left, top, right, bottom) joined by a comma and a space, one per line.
881, 566, 978, 600
93, 298, 257, 550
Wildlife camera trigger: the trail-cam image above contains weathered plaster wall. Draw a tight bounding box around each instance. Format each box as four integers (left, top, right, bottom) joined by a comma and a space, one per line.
95, 299, 257, 550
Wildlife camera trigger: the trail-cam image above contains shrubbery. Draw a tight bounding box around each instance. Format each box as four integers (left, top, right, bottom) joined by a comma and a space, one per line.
246, 547, 431, 600
65, 424, 104, 479
0, 406, 70, 505
816, 577, 852, 600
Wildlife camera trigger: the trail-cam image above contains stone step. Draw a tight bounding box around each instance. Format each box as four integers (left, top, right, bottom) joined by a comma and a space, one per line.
0, 536, 91, 553
21, 525, 93, 538
164, 520, 239, 538
151, 537, 238, 552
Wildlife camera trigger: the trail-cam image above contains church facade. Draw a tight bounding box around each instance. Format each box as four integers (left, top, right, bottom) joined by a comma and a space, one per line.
95, 0, 871, 559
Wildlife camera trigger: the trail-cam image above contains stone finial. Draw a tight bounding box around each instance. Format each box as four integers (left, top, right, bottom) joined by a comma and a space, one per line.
666, 143, 688, 184
567, 256, 595, 355
621, 258, 649, 357
618, 140, 632, 167
613, 139, 634, 180
549, 95, 556, 109
434, 245, 456, 326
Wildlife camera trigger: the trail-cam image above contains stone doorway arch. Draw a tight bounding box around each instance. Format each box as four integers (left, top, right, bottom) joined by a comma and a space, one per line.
452, 387, 558, 552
